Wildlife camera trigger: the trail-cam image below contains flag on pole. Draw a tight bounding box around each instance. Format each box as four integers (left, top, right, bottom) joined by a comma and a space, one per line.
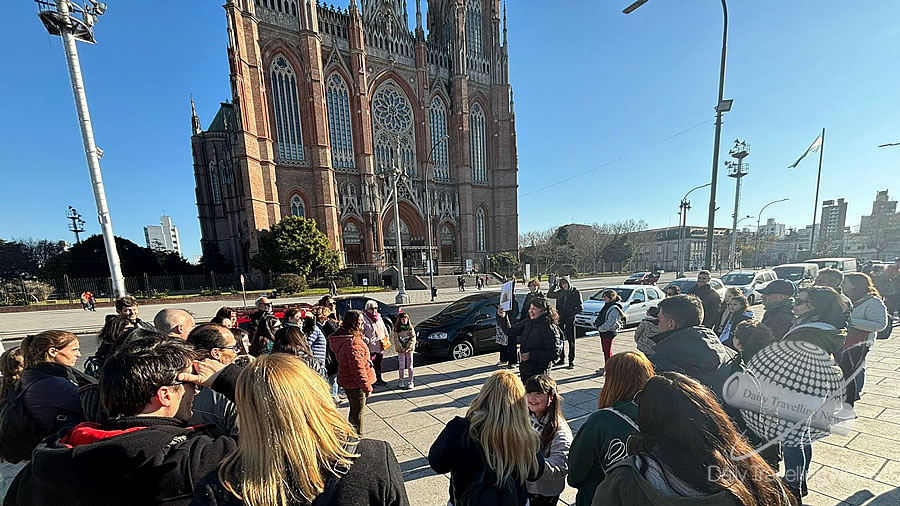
788, 132, 824, 168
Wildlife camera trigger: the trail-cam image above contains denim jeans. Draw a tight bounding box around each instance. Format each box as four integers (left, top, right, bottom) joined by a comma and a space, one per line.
783, 440, 811, 496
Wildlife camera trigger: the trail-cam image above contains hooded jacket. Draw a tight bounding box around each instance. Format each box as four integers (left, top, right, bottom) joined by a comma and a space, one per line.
650, 325, 736, 398
497, 313, 560, 364
848, 295, 888, 347
547, 278, 583, 321
5, 365, 242, 506
329, 328, 375, 393
761, 298, 794, 340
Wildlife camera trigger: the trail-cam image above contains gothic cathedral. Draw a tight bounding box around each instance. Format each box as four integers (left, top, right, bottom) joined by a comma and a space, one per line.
191, 0, 518, 276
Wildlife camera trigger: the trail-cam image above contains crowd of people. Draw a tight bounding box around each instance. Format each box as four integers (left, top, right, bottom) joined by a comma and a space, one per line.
0, 262, 894, 505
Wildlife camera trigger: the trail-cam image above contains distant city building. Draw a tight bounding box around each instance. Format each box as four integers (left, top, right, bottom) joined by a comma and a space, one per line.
144, 215, 182, 255
645, 226, 732, 271
819, 198, 848, 247
758, 218, 786, 239
858, 190, 900, 260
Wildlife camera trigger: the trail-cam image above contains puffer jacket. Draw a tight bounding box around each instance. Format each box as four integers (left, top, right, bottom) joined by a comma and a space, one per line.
548, 278, 583, 321
21, 362, 92, 436
497, 313, 560, 364
595, 303, 623, 334
762, 298, 795, 340
650, 325, 736, 398
849, 295, 888, 347
634, 317, 659, 355
330, 328, 375, 393
390, 328, 417, 353
520, 290, 546, 321
688, 284, 722, 329
782, 321, 846, 357
526, 412, 572, 497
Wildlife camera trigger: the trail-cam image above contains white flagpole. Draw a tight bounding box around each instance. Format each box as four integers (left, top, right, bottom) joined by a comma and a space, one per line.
808, 127, 826, 252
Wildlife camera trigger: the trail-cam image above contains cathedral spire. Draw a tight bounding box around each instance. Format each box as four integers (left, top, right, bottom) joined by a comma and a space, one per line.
191, 94, 202, 135
415, 0, 423, 33
502, 1, 507, 48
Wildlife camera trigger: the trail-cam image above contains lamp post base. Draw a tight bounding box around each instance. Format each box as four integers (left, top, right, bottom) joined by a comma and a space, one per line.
395, 291, 410, 305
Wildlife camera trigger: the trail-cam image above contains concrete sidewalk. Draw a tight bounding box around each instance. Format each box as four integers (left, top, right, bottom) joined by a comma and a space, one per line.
0, 272, 686, 341
348, 325, 900, 506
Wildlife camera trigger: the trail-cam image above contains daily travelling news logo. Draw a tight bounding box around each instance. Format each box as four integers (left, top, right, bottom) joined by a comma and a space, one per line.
722, 339, 859, 456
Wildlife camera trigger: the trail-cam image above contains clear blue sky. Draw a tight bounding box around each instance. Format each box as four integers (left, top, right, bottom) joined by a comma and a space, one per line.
2, 1, 898, 261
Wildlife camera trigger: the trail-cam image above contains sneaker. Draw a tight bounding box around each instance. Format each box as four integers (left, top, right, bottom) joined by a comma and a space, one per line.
406, 381, 415, 389
496, 361, 507, 367
374, 379, 387, 386
567, 363, 575, 369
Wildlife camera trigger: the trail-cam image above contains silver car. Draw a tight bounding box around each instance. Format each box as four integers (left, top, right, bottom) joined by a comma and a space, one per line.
574, 285, 666, 331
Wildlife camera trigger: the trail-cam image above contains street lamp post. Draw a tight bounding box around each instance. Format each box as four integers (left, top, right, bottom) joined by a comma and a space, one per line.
624, 0, 730, 270
422, 134, 449, 302
677, 183, 711, 277
726, 140, 750, 269
38, 0, 126, 298
755, 198, 789, 268
379, 136, 410, 305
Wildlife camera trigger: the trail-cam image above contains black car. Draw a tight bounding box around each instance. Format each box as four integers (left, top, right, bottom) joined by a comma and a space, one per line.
415, 291, 526, 361
334, 295, 400, 329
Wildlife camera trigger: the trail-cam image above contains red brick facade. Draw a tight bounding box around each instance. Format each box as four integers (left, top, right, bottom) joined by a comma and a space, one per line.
191, 0, 518, 274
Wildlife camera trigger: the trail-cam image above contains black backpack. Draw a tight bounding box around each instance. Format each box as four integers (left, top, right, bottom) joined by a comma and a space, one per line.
0, 382, 47, 463
452, 459, 521, 506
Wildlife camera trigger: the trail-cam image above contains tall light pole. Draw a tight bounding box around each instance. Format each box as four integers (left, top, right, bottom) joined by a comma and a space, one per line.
726, 139, 749, 269
38, 0, 126, 297
378, 136, 410, 305
423, 133, 449, 301
677, 183, 711, 277
623, 0, 731, 270
755, 198, 789, 268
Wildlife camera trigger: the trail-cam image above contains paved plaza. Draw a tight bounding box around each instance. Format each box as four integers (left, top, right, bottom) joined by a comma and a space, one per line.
350, 324, 900, 506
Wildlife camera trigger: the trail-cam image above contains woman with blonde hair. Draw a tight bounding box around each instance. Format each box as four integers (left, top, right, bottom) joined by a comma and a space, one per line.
192, 353, 409, 506
429, 369, 545, 505
567, 352, 653, 506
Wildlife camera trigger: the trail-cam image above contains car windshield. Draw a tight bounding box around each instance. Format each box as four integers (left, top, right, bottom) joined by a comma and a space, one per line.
591, 288, 633, 301
667, 280, 696, 292
774, 267, 804, 281
440, 298, 482, 316
722, 273, 754, 285
628, 273, 645, 279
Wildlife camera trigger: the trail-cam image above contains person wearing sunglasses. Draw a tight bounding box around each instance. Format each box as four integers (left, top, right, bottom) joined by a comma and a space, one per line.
780, 286, 849, 502
6, 336, 242, 505
186, 324, 242, 437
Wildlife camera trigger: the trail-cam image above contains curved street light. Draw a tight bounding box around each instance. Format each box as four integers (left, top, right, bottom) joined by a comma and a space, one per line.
422, 133, 450, 301
624, 0, 730, 270
677, 183, 712, 277
755, 198, 789, 267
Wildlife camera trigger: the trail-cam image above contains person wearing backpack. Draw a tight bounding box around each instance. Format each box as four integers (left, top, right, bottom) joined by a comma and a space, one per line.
568, 352, 653, 506
593, 290, 624, 376
19, 331, 92, 435
524, 375, 571, 506
496, 298, 561, 385
428, 369, 545, 506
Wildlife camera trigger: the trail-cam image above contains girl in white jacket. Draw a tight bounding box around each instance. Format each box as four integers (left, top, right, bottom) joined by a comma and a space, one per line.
525, 374, 572, 506
841, 273, 888, 404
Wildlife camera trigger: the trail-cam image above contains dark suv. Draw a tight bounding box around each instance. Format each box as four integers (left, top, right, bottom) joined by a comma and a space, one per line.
415, 291, 526, 361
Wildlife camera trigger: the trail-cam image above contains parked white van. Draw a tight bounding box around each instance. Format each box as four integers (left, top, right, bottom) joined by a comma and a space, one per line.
805, 257, 858, 273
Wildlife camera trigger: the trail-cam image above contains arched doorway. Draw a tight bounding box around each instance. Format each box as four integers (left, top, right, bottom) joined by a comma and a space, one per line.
440, 223, 456, 262
383, 202, 426, 269
343, 221, 364, 265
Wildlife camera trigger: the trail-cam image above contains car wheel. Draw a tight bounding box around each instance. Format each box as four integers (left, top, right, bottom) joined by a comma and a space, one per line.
748, 294, 755, 305
575, 326, 588, 337
450, 339, 474, 360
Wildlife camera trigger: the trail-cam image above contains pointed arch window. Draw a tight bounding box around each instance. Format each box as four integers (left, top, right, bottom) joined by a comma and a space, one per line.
470, 103, 487, 183
208, 161, 221, 204
326, 73, 355, 170
466, 0, 483, 58
475, 207, 486, 252
372, 81, 416, 177
385, 218, 411, 247
290, 195, 305, 218
430, 97, 450, 181
270, 56, 304, 162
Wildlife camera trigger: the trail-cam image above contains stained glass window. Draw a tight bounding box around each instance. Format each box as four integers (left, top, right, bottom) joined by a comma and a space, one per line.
466, 0, 483, 57
326, 73, 355, 170
208, 161, 221, 204
290, 195, 305, 217
470, 103, 487, 183
372, 81, 416, 177
475, 207, 486, 251
270, 56, 304, 162
430, 97, 450, 181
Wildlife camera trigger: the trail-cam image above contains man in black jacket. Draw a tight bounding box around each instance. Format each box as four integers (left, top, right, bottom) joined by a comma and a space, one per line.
650, 295, 736, 399
547, 277, 582, 367
5, 336, 239, 506
687, 270, 722, 329
759, 279, 796, 340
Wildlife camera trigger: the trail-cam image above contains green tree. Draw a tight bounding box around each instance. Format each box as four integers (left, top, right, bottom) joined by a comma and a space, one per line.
0, 240, 37, 280
487, 252, 521, 279
199, 242, 233, 273
251, 216, 340, 277
39, 235, 200, 279
601, 235, 634, 265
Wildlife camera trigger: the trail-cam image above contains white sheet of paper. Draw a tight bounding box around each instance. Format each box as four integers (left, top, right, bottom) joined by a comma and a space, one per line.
500, 280, 515, 311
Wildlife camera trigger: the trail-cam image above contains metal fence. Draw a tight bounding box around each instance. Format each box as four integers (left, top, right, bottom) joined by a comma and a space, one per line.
2, 273, 273, 306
